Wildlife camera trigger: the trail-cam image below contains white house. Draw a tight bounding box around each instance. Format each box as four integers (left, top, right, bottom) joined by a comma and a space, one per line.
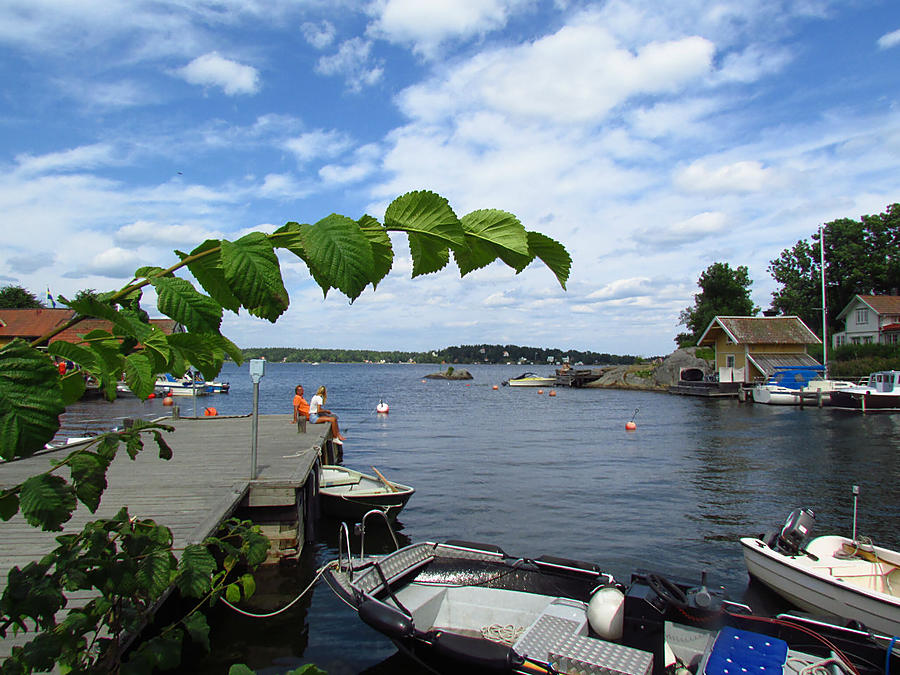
832, 294, 900, 347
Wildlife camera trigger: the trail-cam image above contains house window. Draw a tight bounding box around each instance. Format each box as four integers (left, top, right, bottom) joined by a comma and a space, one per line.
725, 355, 735, 368
886, 333, 899, 345
856, 308, 868, 324
851, 337, 861, 344
863, 336, 873, 344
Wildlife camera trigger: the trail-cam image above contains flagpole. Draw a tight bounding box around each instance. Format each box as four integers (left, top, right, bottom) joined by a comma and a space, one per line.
820, 224, 828, 380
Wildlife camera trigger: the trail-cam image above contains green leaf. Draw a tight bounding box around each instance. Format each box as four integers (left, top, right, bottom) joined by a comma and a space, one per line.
176, 545, 216, 597
19, 474, 77, 531
166, 333, 218, 381
225, 582, 241, 603
179, 240, 242, 314
239, 572, 256, 599
228, 666, 255, 675
302, 214, 375, 301
274, 221, 334, 295
0, 490, 20, 520
141, 325, 172, 370
63, 296, 152, 342
526, 231, 571, 289
152, 430, 173, 460
0, 340, 65, 460
183, 611, 210, 652
455, 209, 531, 276
48, 341, 104, 377
220, 233, 289, 322
123, 353, 155, 400
59, 371, 86, 406
136, 550, 175, 599
150, 276, 223, 333
134, 266, 170, 279
358, 215, 393, 290
385, 191, 465, 277
207, 333, 244, 366
68, 451, 109, 512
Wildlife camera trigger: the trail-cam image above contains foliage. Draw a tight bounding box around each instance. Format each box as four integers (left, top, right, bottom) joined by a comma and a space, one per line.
0, 286, 44, 309
677, 262, 759, 347
694, 347, 715, 361
0, 190, 570, 672
769, 203, 900, 334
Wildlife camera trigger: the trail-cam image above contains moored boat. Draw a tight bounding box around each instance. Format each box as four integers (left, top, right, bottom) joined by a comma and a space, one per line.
319, 465, 414, 521
751, 366, 854, 405
829, 370, 900, 411
740, 507, 900, 637
502, 372, 556, 387
324, 538, 898, 674
154, 372, 230, 395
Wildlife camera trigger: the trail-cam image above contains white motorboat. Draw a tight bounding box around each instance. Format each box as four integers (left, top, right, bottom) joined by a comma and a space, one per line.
502, 372, 556, 387
829, 370, 900, 412
741, 507, 900, 637
319, 465, 414, 521
154, 372, 230, 395
751, 366, 854, 405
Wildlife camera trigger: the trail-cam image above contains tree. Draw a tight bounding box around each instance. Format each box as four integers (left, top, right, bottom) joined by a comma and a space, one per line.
0, 190, 570, 673
769, 203, 900, 334
0, 285, 45, 309
676, 262, 758, 346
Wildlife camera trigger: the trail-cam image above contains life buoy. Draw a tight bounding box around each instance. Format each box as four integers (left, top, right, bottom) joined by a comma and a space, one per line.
204, 407, 218, 417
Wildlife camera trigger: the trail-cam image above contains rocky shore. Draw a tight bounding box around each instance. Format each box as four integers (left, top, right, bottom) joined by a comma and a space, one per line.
584, 348, 712, 391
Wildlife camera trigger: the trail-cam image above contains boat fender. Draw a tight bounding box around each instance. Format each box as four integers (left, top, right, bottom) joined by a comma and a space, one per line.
358, 600, 414, 639
429, 629, 524, 670
587, 586, 625, 640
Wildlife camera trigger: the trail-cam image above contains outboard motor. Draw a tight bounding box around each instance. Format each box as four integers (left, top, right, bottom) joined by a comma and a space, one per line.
775, 508, 815, 555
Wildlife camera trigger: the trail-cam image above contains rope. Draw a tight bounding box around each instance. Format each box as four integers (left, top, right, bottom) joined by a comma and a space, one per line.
220, 561, 337, 619
481, 623, 524, 645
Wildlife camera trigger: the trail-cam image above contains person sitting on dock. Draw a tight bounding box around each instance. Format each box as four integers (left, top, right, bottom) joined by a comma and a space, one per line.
292, 385, 310, 432
309, 385, 346, 442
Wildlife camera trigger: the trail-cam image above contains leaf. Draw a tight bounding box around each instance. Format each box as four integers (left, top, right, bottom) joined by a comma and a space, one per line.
239, 573, 256, 599
133, 266, 170, 279
358, 215, 393, 290
0, 490, 20, 521
274, 221, 335, 295
179, 240, 242, 314
136, 550, 175, 599
150, 276, 223, 333
228, 666, 255, 675
183, 611, 210, 652
301, 214, 376, 300
152, 431, 173, 460
59, 371, 86, 406
220, 233, 289, 322
123, 353, 155, 400
225, 583, 241, 603
141, 325, 172, 370
68, 451, 109, 512
166, 333, 218, 380
526, 231, 571, 290
19, 474, 77, 531
48, 341, 104, 377
207, 333, 244, 366
176, 545, 216, 597
64, 295, 152, 342
455, 209, 531, 276
0, 340, 65, 460
385, 191, 464, 277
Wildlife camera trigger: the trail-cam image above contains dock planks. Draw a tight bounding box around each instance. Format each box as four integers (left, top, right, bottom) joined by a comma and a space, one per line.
0, 413, 328, 661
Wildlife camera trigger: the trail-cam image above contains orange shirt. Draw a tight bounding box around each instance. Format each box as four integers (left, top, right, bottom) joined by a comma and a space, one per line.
293, 394, 309, 419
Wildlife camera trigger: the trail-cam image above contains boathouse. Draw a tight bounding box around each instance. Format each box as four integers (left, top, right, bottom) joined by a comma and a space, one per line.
0, 308, 180, 347
696, 316, 821, 384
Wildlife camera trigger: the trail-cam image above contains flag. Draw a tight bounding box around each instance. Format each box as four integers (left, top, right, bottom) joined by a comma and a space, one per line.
46, 288, 56, 308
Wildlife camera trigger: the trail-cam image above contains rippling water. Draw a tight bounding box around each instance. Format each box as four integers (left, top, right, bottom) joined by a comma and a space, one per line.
57, 362, 900, 673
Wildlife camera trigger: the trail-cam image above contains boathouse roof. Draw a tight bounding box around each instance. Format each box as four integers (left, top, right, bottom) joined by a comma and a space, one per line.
697, 316, 821, 346
0, 308, 180, 347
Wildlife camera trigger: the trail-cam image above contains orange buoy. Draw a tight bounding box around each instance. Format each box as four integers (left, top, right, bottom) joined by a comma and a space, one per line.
538, 389, 544, 394
204, 407, 218, 416
421, 379, 426, 383
162, 396, 174, 406
492, 384, 499, 390
147, 392, 156, 399
549, 390, 557, 397
376, 400, 389, 414
625, 421, 637, 431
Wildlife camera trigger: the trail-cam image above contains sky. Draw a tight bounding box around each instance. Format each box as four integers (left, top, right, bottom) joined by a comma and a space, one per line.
1, 0, 899, 357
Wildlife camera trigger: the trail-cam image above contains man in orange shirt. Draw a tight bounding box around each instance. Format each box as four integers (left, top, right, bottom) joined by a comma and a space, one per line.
292, 385, 310, 432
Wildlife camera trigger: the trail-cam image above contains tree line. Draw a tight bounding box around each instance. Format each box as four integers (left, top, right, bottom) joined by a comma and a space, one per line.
677, 202, 900, 347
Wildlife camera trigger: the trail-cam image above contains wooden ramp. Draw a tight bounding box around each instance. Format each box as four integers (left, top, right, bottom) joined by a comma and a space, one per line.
0, 414, 328, 661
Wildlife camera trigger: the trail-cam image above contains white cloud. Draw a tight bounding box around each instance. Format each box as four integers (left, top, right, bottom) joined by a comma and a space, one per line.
115, 220, 219, 246
634, 211, 728, 247
673, 159, 774, 194
319, 144, 380, 185
81, 247, 144, 278
877, 28, 900, 49
628, 98, 719, 138
258, 173, 310, 199
367, 0, 519, 57
176, 52, 260, 96
316, 38, 383, 92
284, 130, 353, 163
15, 144, 119, 175
587, 277, 653, 301
715, 44, 792, 83
301, 20, 336, 49
483, 290, 517, 306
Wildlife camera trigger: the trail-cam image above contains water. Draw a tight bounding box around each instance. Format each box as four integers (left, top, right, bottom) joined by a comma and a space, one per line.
56, 362, 900, 673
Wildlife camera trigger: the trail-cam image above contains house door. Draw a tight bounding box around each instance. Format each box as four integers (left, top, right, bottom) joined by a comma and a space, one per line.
719, 355, 743, 383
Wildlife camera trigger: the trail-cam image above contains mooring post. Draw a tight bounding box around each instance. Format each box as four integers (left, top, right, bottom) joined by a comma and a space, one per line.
249, 359, 266, 480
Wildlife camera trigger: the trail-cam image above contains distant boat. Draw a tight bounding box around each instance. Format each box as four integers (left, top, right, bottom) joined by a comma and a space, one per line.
502, 372, 556, 387
829, 370, 900, 411
751, 366, 854, 405
154, 372, 230, 395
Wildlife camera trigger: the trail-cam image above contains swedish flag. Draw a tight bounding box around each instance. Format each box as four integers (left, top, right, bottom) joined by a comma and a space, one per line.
46, 288, 56, 308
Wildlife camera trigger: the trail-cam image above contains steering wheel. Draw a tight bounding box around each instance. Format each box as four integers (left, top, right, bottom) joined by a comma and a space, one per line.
647, 573, 688, 607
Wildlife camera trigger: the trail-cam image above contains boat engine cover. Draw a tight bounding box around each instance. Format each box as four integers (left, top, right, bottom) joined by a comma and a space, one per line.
776, 508, 815, 555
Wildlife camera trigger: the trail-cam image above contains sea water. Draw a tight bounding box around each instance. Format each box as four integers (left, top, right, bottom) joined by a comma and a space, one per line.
56, 361, 900, 673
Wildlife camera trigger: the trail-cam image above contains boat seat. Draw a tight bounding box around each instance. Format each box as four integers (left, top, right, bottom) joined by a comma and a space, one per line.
703, 627, 787, 675
514, 599, 653, 675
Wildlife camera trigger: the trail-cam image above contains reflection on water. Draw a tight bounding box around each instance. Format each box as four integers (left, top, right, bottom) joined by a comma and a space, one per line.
53, 362, 900, 672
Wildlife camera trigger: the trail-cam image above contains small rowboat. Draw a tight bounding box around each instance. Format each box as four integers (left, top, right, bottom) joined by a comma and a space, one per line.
319, 465, 414, 521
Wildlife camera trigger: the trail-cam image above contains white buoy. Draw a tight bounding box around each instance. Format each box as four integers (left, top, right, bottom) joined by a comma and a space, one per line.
587, 586, 625, 640
376, 399, 389, 414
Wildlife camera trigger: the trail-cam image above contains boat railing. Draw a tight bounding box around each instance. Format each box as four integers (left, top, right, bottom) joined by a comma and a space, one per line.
357, 509, 400, 561
337, 521, 353, 579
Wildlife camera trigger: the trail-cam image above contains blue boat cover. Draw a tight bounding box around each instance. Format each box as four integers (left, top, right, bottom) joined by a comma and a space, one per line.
705, 626, 788, 675
767, 365, 825, 390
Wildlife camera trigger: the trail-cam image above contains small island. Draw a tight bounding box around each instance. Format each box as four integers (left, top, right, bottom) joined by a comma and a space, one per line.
423, 366, 473, 380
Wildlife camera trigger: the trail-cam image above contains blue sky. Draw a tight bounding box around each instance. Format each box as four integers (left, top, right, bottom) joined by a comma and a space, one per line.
1, 0, 898, 356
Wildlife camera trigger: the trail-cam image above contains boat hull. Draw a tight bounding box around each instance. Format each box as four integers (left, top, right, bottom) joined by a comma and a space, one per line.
506, 377, 556, 387
830, 390, 900, 411
319, 466, 414, 521
741, 535, 900, 636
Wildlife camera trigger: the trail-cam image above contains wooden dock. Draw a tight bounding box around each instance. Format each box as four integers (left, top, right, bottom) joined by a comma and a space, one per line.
0, 413, 331, 660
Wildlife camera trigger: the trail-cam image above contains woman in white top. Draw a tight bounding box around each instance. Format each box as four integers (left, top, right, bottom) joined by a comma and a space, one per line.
309, 385, 346, 441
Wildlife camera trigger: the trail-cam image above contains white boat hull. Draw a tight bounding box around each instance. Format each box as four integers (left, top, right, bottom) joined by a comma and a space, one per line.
741, 535, 900, 636
507, 377, 556, 387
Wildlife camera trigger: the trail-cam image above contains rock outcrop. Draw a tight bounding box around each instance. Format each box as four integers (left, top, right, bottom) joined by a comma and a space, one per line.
584, 348, 712, 391
424, 367, 473, 380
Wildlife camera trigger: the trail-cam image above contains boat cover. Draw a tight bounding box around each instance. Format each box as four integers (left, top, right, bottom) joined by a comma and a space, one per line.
704, 627, 787, 675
